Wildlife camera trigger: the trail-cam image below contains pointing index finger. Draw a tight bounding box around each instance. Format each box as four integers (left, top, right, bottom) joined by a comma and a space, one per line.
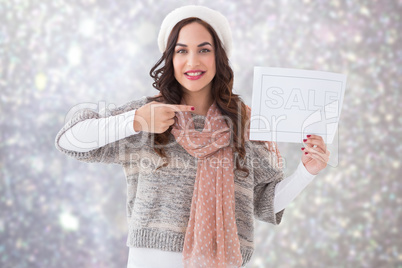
168, 104, 195, 112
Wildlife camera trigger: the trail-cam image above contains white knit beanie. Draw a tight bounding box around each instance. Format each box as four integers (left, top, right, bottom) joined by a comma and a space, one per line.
158, 5, 233, 58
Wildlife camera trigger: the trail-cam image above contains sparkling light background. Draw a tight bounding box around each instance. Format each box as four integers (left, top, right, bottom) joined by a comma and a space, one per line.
1, 0, 401, 267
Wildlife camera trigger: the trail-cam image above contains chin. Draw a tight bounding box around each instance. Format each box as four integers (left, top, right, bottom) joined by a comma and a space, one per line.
185, 87, 205, 92
181, 83, 212, 94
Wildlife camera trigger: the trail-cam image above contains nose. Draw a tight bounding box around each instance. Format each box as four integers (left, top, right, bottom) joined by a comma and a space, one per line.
187, 51, 200, 67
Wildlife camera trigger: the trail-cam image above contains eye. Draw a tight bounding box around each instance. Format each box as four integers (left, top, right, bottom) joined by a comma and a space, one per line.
176, 49, 187, 54
200, 48, 211, 53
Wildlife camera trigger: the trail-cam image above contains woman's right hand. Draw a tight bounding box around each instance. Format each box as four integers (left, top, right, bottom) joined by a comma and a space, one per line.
133, 101, 194, 133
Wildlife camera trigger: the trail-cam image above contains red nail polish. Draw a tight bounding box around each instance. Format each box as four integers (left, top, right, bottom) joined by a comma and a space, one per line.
307, 135, 311, 138
305, 152, 308, 155
191, 107, 195, 111
303, 139, 307, 142
301, 147, 305, 150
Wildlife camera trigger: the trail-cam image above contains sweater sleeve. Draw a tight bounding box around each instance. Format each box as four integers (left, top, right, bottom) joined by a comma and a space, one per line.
250, 140, 285, 225
54, 96, 148, 164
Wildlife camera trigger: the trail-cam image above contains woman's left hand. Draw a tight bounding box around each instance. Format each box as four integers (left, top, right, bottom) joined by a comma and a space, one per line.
301, 135, 330, 175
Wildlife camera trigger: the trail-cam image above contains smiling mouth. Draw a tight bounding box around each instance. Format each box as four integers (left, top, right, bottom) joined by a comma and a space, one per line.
185, 71, 205, 76
184, 71, 206, 80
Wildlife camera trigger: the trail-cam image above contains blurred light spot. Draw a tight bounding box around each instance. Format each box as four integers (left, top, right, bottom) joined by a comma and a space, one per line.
372, 194, 381, 203
68, 45, 82, 66
354, 35, 362, 43
134, 22, 156, 45
79, 18, 96, 37
368, 116, 379, 124
316, 57, 324, 64
343, 52, 357, 62
386, 29, 397, 44
35, 73, 47, 91
359, 6, 370, 16
392, 161, 400, 169
16, 238, 23, 249
6, 199, 13, 206
31, 157, 44, 172
353, 229, 362, 238
59, 211, 79, 231
126, 42, 139, 56
331, 0, 340, 7
254, 257, 263, 265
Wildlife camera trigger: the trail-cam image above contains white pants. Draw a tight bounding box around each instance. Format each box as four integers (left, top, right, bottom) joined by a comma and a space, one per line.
127, 247, 184, 268
127, 247, 249, 268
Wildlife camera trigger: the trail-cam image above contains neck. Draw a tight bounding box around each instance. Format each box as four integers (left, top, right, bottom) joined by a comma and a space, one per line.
182, 91, 214, 116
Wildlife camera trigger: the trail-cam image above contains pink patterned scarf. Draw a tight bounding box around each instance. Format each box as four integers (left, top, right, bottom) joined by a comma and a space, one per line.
171, 101, 243, 268
171, 101, 282, 267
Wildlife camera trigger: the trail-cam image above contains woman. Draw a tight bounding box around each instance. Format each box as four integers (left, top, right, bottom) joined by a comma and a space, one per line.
55, 5, 330, 268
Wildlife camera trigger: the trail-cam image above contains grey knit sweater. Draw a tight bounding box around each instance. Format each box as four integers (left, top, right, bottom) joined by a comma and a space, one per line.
55, 96, 285, 267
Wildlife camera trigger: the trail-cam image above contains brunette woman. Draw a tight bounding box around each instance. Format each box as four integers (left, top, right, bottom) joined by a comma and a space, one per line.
55, 5, 330, 268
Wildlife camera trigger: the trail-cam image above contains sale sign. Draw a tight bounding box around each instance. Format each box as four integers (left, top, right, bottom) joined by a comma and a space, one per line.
249, 67, 347, 143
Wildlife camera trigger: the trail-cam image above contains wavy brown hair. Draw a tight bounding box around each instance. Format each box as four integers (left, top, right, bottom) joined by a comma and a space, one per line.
149, 18, 249, 176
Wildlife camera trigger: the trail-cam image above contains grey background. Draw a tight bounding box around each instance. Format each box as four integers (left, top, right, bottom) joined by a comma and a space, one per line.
1, 0, 401, 267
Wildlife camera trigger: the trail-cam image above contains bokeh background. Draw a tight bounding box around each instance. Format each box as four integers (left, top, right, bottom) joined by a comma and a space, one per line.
1, 0, 401, 267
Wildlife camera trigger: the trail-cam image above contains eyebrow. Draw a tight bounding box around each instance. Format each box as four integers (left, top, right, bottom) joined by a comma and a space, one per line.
175, 42, 213, 47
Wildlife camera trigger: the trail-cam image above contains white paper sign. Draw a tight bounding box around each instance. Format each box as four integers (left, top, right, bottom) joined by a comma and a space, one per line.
249, 67, 347, 143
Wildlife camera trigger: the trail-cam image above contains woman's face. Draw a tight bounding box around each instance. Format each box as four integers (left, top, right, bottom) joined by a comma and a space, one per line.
173, 22, 216, 96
